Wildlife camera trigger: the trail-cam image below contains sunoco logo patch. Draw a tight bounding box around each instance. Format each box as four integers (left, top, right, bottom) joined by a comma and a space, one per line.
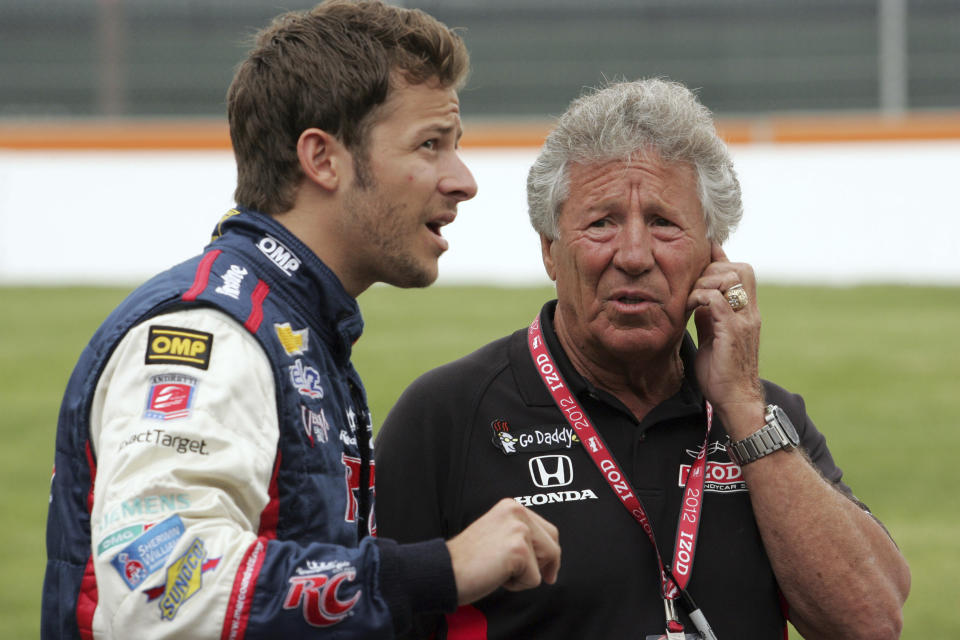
144, 537, 220, 620
145, 326, 213, 370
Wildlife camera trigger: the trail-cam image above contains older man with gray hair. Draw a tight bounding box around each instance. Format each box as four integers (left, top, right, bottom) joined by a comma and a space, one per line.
375, 78, 910, 639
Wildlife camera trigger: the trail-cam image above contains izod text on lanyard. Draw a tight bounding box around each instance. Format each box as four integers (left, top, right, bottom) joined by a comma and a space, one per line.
527, 314, 719, 640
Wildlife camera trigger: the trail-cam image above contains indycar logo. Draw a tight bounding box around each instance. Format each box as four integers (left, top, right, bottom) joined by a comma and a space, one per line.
283, 568, 362, 627
679, 441, 748, 493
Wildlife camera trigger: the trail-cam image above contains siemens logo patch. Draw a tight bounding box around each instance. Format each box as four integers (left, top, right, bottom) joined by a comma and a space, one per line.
257, 235, 300, 276
145, 326, 213, 370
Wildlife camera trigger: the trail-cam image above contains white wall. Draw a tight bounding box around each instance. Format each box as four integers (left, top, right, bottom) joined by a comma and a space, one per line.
1, 141, 958, 286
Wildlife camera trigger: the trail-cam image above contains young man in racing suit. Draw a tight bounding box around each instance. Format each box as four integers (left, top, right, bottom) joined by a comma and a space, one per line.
42, 2, 560, 638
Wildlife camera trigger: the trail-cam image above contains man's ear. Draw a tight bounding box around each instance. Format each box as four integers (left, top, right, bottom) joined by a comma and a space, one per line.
540, 233, 557, 282
296, 128, 349, 192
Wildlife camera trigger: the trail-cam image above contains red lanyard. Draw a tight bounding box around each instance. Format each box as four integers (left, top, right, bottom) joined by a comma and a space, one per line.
527, 314, 712, 612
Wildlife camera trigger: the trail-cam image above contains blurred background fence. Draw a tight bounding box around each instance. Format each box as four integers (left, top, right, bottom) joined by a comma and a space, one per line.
2, 0, 959, 119
1, 0, 959, 287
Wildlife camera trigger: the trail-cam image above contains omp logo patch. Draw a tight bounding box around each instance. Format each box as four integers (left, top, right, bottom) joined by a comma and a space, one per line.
257, 235, 300, 276
145, 326, 213, 370
144, 538, 220, 620
275, 323, 309, 356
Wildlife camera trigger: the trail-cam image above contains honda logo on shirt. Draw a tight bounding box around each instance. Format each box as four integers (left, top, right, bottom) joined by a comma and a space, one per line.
528, 455, 573, 488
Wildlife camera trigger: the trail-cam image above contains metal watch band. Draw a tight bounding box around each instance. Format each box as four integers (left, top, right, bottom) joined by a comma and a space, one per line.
726, 405, 796, 466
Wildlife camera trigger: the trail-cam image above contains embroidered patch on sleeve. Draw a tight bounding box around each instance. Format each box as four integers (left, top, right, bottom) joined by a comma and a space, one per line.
110, 514, 185, 590
145, 326, 213, 370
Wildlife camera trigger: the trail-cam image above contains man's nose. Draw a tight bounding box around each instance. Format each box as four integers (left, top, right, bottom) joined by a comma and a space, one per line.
440, 152, 478, 203
612, 219, 655, 275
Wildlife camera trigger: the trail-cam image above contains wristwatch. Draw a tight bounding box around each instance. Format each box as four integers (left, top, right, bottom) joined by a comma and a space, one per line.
726, 404, 800, 466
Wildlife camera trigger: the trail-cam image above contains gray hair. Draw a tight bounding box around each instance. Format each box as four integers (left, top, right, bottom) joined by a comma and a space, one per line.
526, 78, 742, 243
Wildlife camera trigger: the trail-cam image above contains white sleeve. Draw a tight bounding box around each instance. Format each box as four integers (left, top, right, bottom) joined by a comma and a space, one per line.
88, 308, 278, 639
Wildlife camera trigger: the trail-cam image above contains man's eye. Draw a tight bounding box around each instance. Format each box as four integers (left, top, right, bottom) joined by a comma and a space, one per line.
421, 139, 437, 150
589, 218, 609, 228
652, 216, 674, 227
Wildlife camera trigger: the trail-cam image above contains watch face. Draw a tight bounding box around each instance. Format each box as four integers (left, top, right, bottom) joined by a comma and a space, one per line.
773, 406, 800, 446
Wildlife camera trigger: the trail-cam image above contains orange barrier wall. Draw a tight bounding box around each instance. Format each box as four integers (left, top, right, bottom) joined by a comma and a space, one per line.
2, 112, 960, 151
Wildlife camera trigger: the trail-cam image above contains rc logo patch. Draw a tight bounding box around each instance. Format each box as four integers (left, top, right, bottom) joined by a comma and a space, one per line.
491, 418, 579, 455
144, 538, 220, 620
144, 374, 198, 421
145, 326, 213, 370
275, 323, 309, 356
110, 514, 185, 589
284, 561, 362, 627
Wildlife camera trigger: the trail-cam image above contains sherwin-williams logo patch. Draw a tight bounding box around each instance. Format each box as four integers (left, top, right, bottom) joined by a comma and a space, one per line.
145, 326, 213, 370
275, 323, 309, 356
144, 538, 220, 620
110, 514, 185, 590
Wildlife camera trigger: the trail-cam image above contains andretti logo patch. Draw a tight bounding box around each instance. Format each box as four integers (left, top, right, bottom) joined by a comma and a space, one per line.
145, 326, 213, 370
144, 374, 198, 421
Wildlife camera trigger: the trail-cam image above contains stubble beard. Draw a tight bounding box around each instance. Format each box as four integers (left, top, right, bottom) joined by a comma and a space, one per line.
345, 160, 437, 290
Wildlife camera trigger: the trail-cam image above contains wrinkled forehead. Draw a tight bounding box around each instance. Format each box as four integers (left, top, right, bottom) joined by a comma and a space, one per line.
562, 155, 698, 207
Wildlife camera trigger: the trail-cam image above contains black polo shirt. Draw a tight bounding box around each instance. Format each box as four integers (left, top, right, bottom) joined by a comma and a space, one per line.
375, 301, 860, 639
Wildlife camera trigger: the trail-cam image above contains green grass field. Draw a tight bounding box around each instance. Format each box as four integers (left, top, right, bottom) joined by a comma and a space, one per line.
2, 284, 957, 638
